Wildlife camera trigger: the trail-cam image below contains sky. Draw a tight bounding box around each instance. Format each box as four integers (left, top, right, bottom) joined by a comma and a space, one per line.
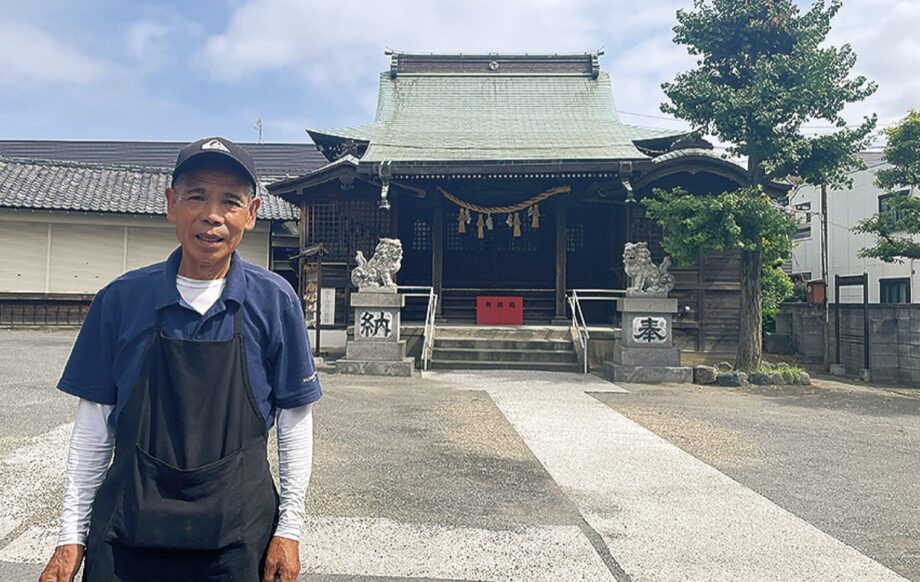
0, 0, 916, 145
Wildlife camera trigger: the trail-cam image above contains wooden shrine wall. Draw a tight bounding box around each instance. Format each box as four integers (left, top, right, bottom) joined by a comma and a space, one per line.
303, 198, 392, 262
631, 204, 741, 353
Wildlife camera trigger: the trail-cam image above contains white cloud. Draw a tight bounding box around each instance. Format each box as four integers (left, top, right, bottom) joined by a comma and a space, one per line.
125, 16, 206, 73
0, 22, 109, 86
126, 20, 171, 64
197, 0, 689, 121
827, 0, 920, 127
191, 0, 919, 150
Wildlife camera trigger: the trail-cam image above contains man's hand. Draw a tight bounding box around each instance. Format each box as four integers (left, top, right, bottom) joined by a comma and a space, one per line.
262, 536, 300, 582
39, 544, 84, 582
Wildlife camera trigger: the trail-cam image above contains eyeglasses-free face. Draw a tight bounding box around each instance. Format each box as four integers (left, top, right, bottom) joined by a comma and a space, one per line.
166, 166, 260, 280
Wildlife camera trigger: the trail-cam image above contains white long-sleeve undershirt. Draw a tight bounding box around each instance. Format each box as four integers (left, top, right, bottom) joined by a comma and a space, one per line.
56, 399, 114, 546
57, 400, 314, 546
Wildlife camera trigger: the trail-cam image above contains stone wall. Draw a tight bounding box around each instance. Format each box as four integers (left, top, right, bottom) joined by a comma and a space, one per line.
774, 302, 920, 385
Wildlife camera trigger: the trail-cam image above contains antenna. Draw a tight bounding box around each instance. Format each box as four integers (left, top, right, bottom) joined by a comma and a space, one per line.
254, 118, 264, 144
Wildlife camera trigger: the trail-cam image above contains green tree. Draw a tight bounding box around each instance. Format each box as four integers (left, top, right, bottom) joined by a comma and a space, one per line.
854, 110, 920, 261
647, 0, 876, 370
762, 263, 794, 331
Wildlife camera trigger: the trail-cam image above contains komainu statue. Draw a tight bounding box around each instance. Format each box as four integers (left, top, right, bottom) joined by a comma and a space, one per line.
623, 241, 675, 297
351, 238, 403, 291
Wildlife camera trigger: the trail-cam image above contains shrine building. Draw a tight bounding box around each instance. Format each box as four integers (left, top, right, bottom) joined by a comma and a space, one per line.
270, 52, 786, 356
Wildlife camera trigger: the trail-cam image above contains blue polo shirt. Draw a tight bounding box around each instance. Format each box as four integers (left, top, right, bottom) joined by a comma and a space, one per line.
58, 247, 322, 432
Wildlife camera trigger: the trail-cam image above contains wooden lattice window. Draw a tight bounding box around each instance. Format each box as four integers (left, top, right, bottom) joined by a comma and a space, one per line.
306, 199, 390, 261
508, 214, 539, 252
629, 204, 667, 264
567, 222, 585, 253
411, 219, 432, 251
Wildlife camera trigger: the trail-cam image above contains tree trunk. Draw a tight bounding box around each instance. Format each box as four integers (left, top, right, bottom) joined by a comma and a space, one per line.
821, 183, 830, 371
736, 246, 763, 371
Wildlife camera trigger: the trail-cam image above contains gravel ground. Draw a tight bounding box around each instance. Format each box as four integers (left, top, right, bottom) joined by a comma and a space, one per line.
0, 329, 585, 581
593, 376, 920, 581
1, 328, 916, 580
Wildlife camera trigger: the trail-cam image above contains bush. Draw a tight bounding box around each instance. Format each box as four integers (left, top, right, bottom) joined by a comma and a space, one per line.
755, 361, 808, 385
762, 265, 794, 332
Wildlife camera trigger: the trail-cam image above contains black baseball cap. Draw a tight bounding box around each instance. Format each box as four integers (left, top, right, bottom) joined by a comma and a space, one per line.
172, 137, 258, 190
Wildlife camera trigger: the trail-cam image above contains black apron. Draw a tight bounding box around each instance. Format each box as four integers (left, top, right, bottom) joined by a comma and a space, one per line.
83, 307, 278, 581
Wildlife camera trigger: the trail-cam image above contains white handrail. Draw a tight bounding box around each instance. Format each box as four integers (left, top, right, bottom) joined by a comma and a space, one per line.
422, 288, 438, 371
568, 291, 589, 375
399, 286, 438, 371
567, 289, 626, 375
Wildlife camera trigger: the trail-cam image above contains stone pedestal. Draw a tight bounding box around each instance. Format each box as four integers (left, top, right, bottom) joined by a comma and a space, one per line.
603, 296, 692, 383
336, 291, 416, 377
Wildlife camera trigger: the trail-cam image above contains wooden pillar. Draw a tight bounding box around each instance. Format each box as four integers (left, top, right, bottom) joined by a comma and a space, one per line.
389, 196, 399, 238
555, 205, 567, 319
697, 252, 705, 352
432, 206, 444, 316
298, 200, 309, 310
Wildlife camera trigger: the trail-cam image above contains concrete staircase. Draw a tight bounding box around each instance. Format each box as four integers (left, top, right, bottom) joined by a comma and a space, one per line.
429, 326, 581, 372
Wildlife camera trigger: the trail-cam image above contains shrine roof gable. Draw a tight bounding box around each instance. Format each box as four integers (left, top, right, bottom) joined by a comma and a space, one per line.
307, 52, 688, 165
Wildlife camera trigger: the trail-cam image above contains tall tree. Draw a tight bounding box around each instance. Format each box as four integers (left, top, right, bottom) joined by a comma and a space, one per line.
647, 0, 876, 370
854, 110, 920, 261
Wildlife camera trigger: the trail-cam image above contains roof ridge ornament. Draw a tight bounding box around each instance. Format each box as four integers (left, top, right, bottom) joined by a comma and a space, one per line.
388, 52, 602, 78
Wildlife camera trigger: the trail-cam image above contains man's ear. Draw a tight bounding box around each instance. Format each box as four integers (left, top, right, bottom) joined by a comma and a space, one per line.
165, 187, 178, 225
245, 196, 261, 231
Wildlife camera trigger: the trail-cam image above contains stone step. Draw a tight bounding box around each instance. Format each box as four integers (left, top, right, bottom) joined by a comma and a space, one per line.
432, 347, 578, 363
429, 359, 583, 373
434, 326, 573, 341
433, 338, 574, 351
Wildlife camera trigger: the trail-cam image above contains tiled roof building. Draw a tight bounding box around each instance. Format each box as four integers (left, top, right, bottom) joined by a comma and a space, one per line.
0, 143, 314, 315
0, 157, 296, 220
308, 53, 686, 166
271, 52, 769, 357
0, 141, 324, 180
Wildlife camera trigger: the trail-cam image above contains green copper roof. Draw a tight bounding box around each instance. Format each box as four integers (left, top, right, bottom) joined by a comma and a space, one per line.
308, 56, 687, 165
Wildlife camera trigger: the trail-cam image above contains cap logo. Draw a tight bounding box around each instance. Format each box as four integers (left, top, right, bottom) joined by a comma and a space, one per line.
201, 139, 230, 153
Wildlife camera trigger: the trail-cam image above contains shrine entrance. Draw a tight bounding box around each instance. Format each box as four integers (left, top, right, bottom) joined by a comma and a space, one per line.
441, 204, 555, 290
396, 189, 629, 323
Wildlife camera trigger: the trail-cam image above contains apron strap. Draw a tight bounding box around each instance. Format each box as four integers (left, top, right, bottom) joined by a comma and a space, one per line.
154, 307, 165, 332
234, 304, 243, 335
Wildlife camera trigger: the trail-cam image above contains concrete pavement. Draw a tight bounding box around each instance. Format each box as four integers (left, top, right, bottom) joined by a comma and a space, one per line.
0, 329, 916, 581
431, 370, 911, 581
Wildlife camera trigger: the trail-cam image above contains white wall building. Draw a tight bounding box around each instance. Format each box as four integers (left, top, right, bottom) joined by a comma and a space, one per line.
790, 151, 915, 304
0, 157, 298, 297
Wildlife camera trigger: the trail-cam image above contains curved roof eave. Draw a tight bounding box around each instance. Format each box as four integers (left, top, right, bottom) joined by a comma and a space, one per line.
636, 150, 749, 189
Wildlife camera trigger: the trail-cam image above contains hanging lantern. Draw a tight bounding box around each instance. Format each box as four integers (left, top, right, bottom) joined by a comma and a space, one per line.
476, 214, 485, 239
531, 203, 541, 229
512, 212, 522, 237
457, 208, 466, 234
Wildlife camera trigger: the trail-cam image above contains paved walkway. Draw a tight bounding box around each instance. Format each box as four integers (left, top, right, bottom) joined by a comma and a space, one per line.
431, 371, 908, 582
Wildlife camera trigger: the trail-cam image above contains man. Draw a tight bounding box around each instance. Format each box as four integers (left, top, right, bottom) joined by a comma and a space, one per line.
39, 137, 321, 582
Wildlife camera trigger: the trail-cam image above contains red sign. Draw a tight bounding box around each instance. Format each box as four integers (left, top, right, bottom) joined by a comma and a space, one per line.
476, 296, 524, 325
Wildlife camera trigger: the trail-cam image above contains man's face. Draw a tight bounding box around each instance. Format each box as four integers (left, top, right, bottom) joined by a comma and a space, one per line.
165, 164, 260, 277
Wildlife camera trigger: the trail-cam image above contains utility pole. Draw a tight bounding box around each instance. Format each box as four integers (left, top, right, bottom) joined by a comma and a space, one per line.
821, 183, 830, 371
